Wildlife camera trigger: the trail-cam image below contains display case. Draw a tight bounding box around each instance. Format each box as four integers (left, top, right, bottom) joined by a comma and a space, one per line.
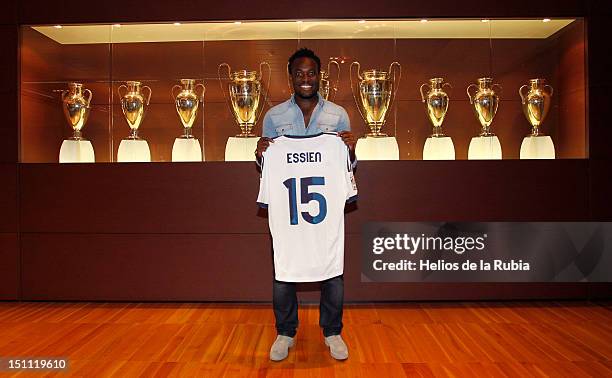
20, 18, 586, 162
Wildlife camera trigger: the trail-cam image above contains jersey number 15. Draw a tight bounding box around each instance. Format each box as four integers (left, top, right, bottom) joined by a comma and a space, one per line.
283, 177, 327, 225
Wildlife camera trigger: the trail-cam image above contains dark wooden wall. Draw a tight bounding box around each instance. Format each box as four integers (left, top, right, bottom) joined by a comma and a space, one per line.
1, 0, 611, 301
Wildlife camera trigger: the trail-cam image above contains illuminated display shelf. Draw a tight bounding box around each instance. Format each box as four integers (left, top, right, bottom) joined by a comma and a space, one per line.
20, 18, 586, 163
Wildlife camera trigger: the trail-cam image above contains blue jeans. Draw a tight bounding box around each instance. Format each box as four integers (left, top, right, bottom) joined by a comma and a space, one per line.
273, 275, 344, 337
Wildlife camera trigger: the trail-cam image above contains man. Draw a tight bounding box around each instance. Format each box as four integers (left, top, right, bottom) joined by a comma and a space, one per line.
255, 48, 357, 361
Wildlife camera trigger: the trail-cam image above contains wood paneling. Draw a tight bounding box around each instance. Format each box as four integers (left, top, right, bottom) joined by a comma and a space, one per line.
0, 92, 18, 163
19, 160, 589, 235
20, 162, 267, 234
19, 231, 596, 302
0, 25, 17, 93
590, 159, 612, 220
345, 160, 589, 230
0, 164, 18, 233
21, 233, 274, 301
0, 234, 19, 300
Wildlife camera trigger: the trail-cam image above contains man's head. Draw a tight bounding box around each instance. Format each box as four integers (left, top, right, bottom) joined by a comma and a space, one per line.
288, 48, 321, 100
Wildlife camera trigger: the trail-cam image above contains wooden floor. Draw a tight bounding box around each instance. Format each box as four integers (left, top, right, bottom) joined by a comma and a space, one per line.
0, 301, 610, 377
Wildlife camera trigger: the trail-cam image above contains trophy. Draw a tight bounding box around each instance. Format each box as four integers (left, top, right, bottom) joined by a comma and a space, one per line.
519, 78, 553, 137
218, 62, 270, 137
466, 78, 503, 160
350, 61, 401, 137
420, 78, 455, 160
172, 79, 205, 139
118, 81, 152, 140
420, 78, 451, 137
61, 82, 92, 140
519, 78, 555, 159
466, 77, 502, 136
58, 82, 95, 163
319, 60, 341, 101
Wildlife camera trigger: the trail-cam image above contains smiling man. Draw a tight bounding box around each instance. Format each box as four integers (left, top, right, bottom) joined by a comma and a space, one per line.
255, 48, 357, 362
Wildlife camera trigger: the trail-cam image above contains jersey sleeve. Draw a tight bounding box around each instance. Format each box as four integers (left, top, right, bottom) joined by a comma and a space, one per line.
256, 155, 269, 208
344, 146, 358, 203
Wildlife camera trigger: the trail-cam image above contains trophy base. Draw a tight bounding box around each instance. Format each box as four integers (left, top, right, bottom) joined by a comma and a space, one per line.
520, 135, 555, 159
178, 134, 196, 140
430, 132, 447, 138
68, 136, 87, 141
117, 139, 151, 162
172, 138, 203, 162
59, 139, 95, 163
355, 136, 399, 160
225, 136, 260, 161
234, 133, 258, 138
468, 135, 502, 160
365, 132, 389, 138
423, 136, 455, 160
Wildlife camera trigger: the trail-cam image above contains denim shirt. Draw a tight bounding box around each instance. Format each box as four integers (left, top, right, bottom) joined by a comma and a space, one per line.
262, 94, 350, 138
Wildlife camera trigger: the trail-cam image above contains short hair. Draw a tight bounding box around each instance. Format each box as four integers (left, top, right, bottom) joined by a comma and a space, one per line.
288, 48, 321, 74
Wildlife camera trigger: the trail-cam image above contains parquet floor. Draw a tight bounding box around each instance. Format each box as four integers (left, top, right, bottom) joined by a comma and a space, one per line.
0, 301, 610, 377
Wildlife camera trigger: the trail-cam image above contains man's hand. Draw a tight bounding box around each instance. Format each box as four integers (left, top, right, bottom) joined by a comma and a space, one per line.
338, 131, 356, 151
255, 137, 274, 158
338, 131, 357, 163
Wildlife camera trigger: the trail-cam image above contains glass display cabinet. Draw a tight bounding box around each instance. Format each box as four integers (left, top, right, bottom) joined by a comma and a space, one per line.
20, 18, 586, 162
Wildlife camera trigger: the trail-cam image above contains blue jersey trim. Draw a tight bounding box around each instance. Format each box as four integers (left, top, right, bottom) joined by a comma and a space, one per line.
278, 132, 337, 139
257, 202, 269, 209
346, 195, 358, 204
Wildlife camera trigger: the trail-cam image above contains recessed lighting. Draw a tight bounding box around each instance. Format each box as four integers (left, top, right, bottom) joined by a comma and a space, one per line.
543, 18, 551, 22
358, 20, 366, 24
53, 25, 62, 29
112, 24, 121, 28
481, 19, 490, 23
420, 19, 428, 23
173, 22, 181, 26
234, 21, 242, 25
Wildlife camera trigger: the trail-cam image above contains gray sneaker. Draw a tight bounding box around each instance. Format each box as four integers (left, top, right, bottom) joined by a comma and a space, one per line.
269, 335, 294, 361
324, 335, 348, 360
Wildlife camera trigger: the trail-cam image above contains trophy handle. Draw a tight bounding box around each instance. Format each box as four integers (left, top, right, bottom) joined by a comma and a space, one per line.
518, 84, 528, 104
195, 83, 206, 102
142, 85, 152, 106
171, 84, 181, 101
218, 63, 232, 79
492, 83, 503, 97
256, 61, 272, 125
118, 84, 127, 100
328, 60, 341, 101
544, 84, 554, 97
442, 82, 453, 92
217, 63, 235, 124
466, 84, 478, 104
349, 61, 367, 125
419, 83, 430, 102
286, 62, 293, 94
388, 61, 401, 113
83, 88, 93, 106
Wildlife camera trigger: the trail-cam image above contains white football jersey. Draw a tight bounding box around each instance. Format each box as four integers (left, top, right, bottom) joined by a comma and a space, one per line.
257, 133, 358, 282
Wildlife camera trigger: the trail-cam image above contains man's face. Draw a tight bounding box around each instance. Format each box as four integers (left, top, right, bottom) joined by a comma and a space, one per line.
290, 57, 320, 100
